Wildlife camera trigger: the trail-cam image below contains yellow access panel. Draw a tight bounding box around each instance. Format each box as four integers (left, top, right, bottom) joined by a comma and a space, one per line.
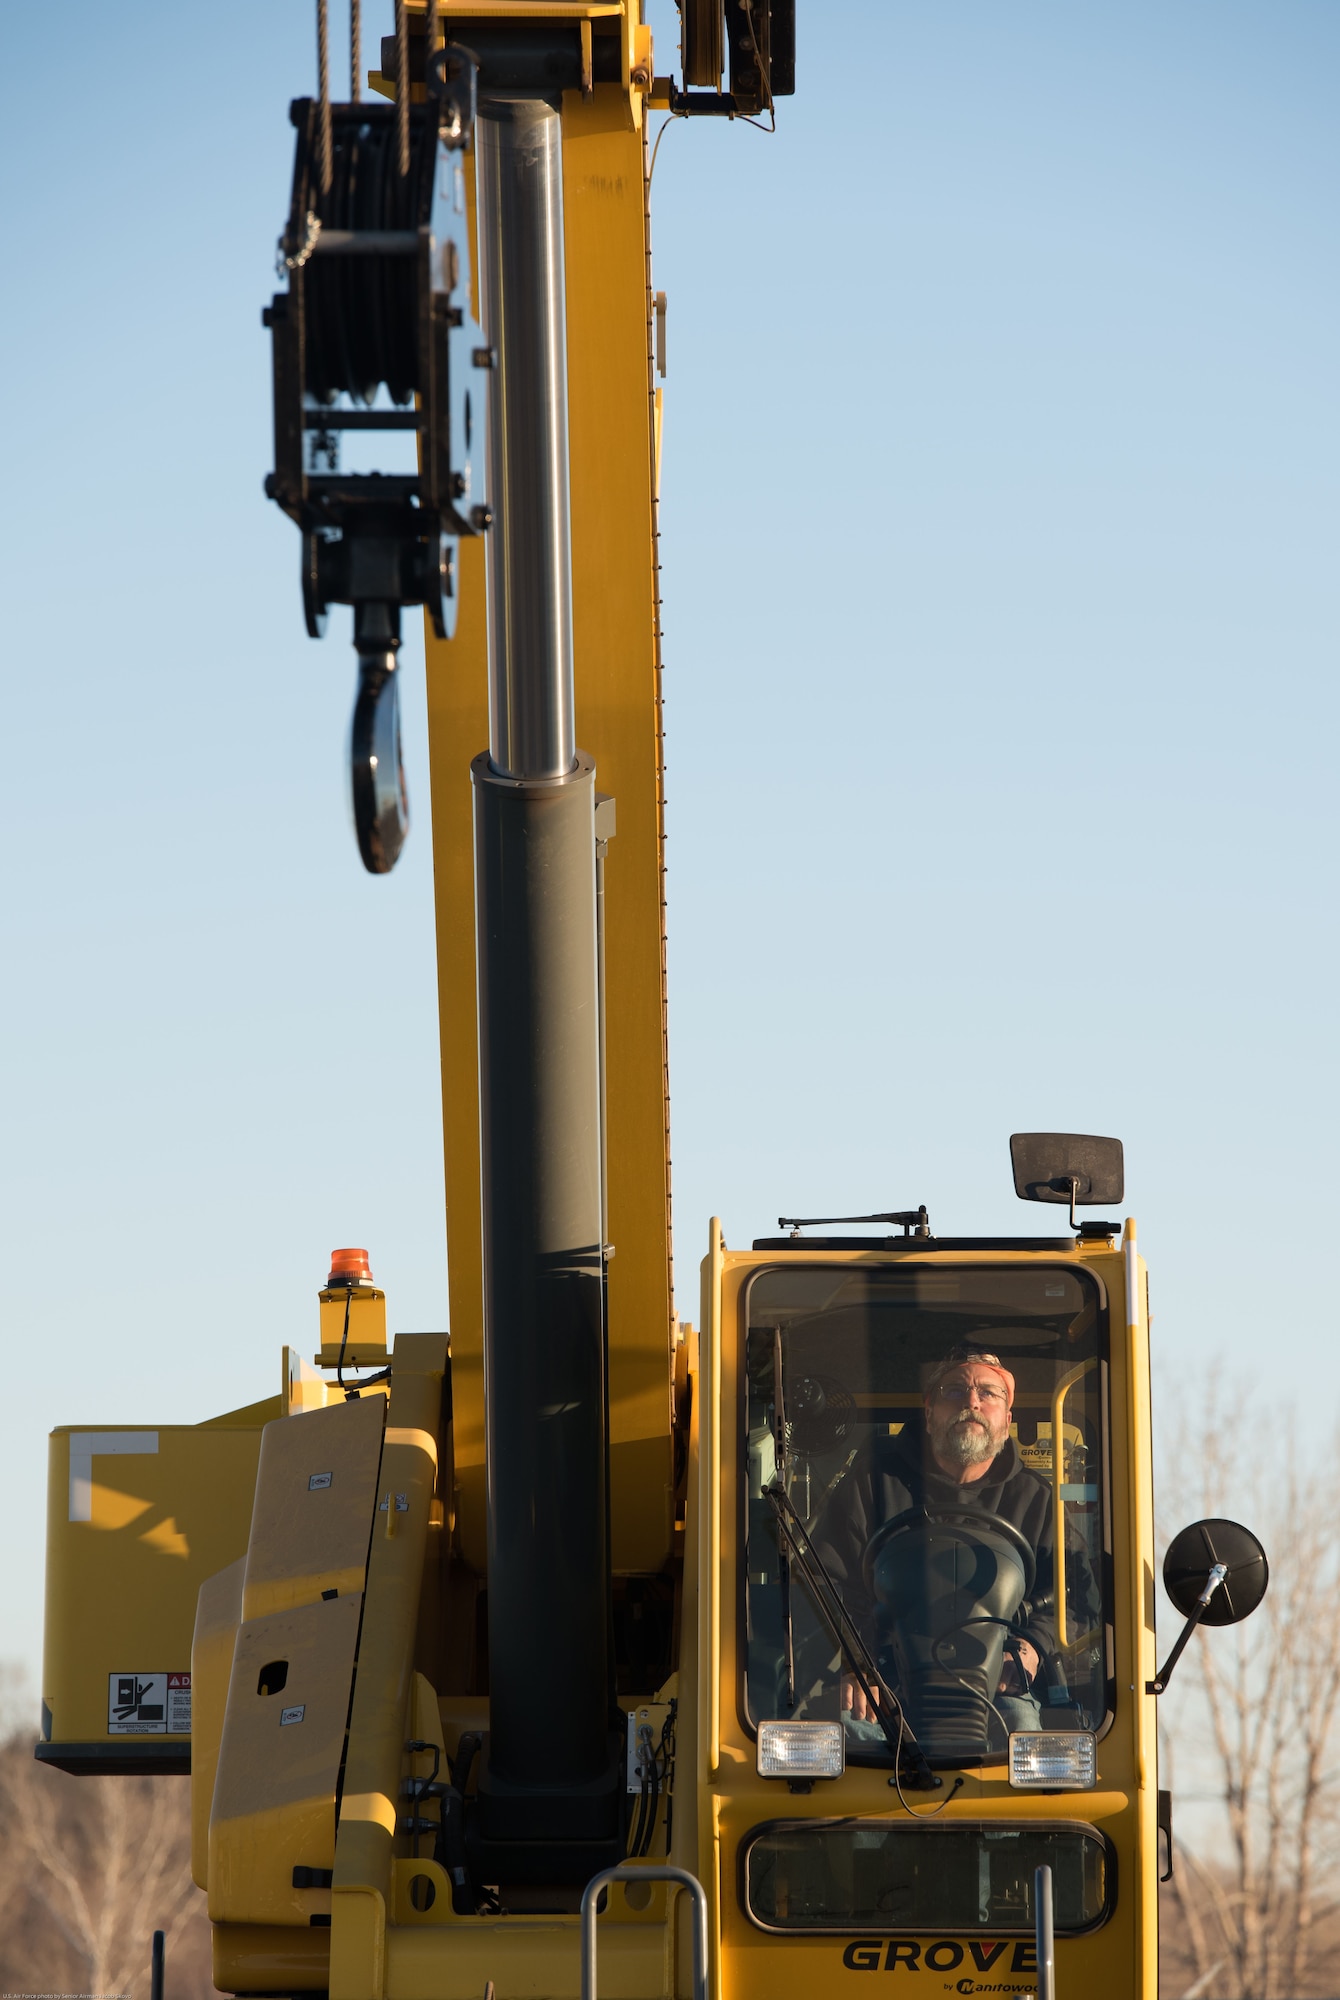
40, 1401, 276, 1771
427, 76, 674, 1580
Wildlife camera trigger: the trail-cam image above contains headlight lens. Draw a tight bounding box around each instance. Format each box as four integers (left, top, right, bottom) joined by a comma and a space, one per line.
757, 1719, 845, 1779
1009, 1730, 1097, 1789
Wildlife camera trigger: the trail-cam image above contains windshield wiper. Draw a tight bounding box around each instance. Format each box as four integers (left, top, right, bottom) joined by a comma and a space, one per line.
763, 1479, 940, 1790
771, 1329, 796, 1709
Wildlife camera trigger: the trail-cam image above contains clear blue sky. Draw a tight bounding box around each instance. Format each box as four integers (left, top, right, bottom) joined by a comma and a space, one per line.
1, 2, 1335, 1698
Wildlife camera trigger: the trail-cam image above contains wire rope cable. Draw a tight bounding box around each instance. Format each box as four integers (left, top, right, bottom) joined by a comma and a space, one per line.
395, 0, 410, 176
316, 0, 333, 192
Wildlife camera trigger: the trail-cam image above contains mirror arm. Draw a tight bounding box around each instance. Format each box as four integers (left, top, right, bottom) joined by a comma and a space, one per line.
1148, 1563, 1228, 1694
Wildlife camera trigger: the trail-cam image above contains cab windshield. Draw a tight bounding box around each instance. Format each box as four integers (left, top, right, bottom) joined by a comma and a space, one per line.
743, 1263, 1110, 1767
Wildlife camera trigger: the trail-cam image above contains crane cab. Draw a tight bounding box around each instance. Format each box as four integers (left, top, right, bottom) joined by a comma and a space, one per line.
687, 1187, 1154, 1998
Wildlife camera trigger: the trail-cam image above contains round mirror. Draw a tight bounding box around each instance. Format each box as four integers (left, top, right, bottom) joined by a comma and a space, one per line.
1163, 1517, 1268, 1626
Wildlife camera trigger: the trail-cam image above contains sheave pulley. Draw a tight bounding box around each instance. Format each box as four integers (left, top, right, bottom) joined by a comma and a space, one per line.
264, 14, 491, 872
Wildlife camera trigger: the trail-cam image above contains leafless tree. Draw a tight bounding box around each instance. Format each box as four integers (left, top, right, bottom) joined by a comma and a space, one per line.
0, 1697, 212, 2000
1156, 1381, 1340, 1998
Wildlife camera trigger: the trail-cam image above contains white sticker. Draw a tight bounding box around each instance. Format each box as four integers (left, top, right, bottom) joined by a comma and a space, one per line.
167, 1673, 192, 1733
280, 1704, 306, 1726
309, 1472, 333, 1490
108, 1672, 168, 1735
378, 1493, 410, 1512
71, 1433, 159, 1522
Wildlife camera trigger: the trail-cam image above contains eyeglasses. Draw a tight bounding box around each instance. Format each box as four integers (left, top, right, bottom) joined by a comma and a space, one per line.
935, 1381, 1008, 1407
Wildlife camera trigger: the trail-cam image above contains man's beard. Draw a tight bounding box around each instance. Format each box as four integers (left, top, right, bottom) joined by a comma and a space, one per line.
931, 1411, 1005, 1470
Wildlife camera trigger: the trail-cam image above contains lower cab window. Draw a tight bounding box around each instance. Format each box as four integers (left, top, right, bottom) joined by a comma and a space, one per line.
743, 1821, 1111, 1934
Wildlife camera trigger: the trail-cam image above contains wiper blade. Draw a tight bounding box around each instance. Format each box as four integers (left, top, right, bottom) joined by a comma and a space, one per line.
763, 1479, 939, 1790
772, 1329, 795, 1709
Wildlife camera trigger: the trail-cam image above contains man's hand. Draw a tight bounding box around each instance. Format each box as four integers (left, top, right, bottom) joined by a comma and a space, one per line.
998, 1639, 1040, 1692
840, 1673, 879, 1722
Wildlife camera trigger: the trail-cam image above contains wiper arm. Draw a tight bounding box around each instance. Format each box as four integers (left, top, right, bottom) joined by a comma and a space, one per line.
763, 1479, 939, 1789
771, 1329, 795, 1709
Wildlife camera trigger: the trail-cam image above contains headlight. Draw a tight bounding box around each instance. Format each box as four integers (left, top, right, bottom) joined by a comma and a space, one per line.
757, 1719, 845, 1779
1009, 1731, 1097, 1789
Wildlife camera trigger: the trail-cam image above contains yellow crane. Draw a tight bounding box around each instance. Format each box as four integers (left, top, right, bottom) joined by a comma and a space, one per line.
40, 6, 1267, 1997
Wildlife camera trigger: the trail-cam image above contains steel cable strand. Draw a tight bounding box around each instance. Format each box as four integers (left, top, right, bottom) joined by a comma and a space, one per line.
396, 0, 410, 176
316, 0, 333, 193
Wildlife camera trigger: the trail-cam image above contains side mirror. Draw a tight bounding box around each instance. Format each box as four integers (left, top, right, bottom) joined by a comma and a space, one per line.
1009, 1133, 1124, 1230
1151, 1517, 1269, 1692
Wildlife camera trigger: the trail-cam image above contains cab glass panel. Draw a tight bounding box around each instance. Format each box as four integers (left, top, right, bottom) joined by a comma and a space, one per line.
743, 1819, 1112, 1934
742, 1264, 1110, 1766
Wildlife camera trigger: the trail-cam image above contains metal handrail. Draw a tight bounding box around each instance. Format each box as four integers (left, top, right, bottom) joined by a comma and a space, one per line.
1049, 1358, 1095, 1646
1035, 1862, 1055, 2000
581, 1864, 709, 2000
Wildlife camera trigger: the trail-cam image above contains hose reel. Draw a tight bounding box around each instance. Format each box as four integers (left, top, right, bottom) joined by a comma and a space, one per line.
264, 44, 491, 872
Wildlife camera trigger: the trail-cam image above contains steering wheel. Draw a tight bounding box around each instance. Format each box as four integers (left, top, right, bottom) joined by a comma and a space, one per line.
862, 1508, 1037, 1601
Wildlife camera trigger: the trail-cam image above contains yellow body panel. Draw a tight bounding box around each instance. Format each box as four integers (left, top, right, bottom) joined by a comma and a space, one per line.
330, 1336, 447, 2000
385, 1904, 675, 1998
191, 1556, 246, 1888
241, 1394, 386, 1621
206, 1395, 391, 1925
42, 1413, 271, 1755
212, 1922, 330, 1993
209, 1593, 363, 1925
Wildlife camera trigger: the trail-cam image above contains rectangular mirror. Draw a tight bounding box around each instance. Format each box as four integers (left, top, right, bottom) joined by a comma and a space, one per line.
1010, 1132, 1124, 1206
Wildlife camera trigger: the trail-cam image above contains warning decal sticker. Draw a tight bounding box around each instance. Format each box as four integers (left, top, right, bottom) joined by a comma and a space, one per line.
168, 1673, 192, 1733
108, 1672, 192, 1735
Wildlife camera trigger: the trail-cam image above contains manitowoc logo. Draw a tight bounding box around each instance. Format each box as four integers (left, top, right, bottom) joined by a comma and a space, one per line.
842, 1938, 1038, 1989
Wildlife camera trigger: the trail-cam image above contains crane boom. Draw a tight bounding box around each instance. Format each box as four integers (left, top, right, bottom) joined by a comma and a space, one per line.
36, 10, 1270, 1999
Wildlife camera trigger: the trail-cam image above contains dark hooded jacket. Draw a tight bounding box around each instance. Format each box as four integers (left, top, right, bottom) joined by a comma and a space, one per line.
811, 1418, 1068, 1672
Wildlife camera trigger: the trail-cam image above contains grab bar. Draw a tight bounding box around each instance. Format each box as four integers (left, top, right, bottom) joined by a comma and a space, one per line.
581, 1864, 709, 2000
1050, 1359, 1095, 1646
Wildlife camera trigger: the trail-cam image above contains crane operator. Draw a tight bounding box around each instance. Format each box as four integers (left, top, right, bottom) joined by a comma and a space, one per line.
814, 1346, 1087, 1737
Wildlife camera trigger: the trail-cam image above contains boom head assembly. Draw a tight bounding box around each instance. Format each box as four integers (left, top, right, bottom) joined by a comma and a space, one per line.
263, 44, 492, 872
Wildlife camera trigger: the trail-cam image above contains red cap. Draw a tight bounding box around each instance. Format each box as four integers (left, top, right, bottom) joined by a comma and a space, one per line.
924, 1347, 1015, 1407
328, 1247, 373, 1286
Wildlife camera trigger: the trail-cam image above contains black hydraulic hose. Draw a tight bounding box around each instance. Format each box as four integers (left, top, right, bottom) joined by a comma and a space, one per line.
336, 1285, 390, 1397
639, 1751, 660, 1858
403, 1739, 440, 1859
660, 1701, 677, 1856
